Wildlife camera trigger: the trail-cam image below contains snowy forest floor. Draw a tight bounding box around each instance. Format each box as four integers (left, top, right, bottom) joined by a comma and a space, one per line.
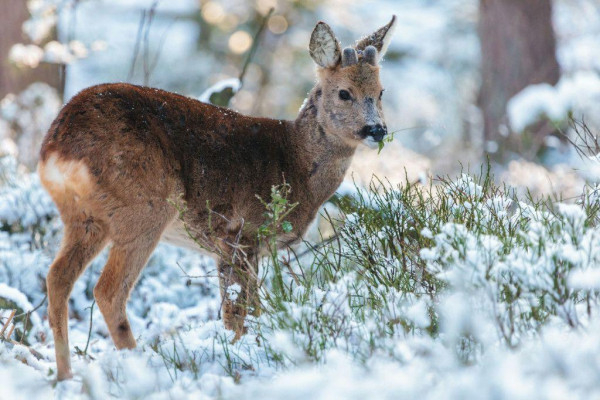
2, 155, 600, 399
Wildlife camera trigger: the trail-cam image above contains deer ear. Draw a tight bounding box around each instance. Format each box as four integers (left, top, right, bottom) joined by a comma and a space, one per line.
355, 15, 397, 60
309, 22, 341, 68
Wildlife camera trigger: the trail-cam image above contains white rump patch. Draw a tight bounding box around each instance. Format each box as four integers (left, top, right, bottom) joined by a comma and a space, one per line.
38, 152, 94, 198
40, 153, 67, 185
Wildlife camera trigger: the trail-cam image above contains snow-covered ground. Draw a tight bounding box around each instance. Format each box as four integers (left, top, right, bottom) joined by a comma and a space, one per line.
2, 156, 600, 399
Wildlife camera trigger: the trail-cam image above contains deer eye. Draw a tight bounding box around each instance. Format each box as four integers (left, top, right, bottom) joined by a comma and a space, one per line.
339, 90, 351, 101
379, 89, 385, 100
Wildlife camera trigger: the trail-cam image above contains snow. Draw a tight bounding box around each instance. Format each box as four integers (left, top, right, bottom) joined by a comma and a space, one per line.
507, 72, 600, 133
23, 0, 58, 44
226, 283, 241, 302
198, 78, 242, 103
0, 284, 36, 317
507, 83, 566, 133
43, 41, 76, 64
8, 44, 45, 68
569, 269, 600, 290
2, 152, 600, 398
404, 299, 430, 328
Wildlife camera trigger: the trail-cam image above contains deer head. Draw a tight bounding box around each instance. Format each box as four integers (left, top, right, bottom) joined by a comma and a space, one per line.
308, 16, 397, 149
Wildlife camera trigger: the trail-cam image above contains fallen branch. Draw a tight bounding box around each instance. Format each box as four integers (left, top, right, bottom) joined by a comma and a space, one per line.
0, 309, 44, 361
0, 309, 16, 338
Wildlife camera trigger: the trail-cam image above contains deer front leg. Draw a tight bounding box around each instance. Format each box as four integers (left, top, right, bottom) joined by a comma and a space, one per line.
218, 259, 258, 340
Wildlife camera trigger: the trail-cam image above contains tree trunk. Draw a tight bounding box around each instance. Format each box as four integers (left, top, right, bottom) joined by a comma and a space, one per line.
478, 0, 560, 154
0, 0, 61, 98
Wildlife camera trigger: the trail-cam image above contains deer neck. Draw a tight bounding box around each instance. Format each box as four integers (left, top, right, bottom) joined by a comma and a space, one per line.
289, 86, 357, 206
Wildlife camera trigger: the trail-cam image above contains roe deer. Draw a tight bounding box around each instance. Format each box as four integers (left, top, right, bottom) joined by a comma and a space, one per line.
38, 16, 396, 380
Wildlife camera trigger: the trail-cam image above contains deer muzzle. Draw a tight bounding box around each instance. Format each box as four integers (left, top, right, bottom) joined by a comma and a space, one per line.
360, 124, 387, 142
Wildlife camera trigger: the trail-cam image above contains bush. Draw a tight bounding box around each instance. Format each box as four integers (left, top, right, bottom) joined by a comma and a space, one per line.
256, 166, 600, 368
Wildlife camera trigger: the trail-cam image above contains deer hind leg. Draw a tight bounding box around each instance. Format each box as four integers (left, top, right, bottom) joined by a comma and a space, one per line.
93, 211, 172, 349
46, 216, 109, 381
218, 257, 259, 340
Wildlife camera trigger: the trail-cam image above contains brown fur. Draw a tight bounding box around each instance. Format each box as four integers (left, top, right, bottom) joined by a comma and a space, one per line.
38, 17, 396, 380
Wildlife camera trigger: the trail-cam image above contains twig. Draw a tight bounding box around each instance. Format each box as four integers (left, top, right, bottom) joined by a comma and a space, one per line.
323, 208, 343, 273
175, 261, 217, 279
143, 1, 160, 85
287, 233, 341, 264
14, 294, 47, 319
149, 17, 179, 78
6, 323, 15, 341
20, 311, 29, 345
280, 252, 301, 286
128, 0, 167, 84
0, 309, 16, 337
83, 300, 95, 355
560, 116, 600, 160
0, 310, 44, 360
238, 8, 274, 87
68, 0, 81, 43
128, 10, 147, 81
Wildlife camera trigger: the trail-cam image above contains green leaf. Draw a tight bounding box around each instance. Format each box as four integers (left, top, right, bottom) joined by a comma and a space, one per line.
282, 220, 293, 233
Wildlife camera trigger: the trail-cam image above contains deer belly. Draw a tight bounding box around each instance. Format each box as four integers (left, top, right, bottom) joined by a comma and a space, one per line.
161, 219, 209, 253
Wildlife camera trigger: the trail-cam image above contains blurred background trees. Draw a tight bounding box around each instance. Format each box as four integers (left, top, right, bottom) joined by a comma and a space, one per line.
478, 0, 560, 159
1, 0, 600, 197
0, 0, 61, 98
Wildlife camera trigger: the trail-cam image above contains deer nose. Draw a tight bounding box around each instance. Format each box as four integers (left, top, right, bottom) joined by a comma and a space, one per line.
361, 124, 387, 142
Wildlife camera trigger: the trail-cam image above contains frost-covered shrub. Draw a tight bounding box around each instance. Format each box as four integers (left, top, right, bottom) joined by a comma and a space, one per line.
2, 158, 600, 399
0, 156, 58, 306
256, 168, 600, 368
0, 84, 61, 170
